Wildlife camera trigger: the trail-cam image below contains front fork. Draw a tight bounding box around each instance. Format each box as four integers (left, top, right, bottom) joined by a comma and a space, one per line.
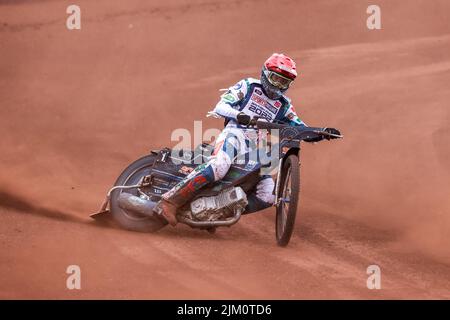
274, 148, 300, 207
274, 157, 284, 207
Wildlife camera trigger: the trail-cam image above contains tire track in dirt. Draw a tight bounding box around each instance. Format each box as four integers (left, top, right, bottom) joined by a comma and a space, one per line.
0, 189, 85, 224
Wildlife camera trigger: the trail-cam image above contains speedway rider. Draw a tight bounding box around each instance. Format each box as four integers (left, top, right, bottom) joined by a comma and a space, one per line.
155, 53, 341, 226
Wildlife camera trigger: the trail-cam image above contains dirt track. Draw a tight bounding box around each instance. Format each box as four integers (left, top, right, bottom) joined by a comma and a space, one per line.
1, 0, 450, 299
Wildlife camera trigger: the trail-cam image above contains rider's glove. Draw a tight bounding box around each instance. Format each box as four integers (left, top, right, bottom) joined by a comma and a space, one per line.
236, 112, 251, 126
323, 127, 341, 140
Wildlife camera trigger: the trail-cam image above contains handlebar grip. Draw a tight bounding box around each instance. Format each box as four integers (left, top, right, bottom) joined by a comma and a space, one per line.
317, 130, 344, 139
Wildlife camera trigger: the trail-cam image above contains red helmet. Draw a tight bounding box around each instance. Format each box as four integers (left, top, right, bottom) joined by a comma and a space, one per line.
261, 53, 297, 99
264, 53, 298, 80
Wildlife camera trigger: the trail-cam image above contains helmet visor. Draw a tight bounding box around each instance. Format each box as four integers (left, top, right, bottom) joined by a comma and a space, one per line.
264, 70, 293, 90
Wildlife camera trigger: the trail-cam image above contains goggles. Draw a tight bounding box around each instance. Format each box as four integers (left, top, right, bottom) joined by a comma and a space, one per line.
263, 69, 293, 90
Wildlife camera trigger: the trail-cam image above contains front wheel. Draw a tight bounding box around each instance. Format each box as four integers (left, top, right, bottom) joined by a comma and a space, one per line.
276, 154, 300, 247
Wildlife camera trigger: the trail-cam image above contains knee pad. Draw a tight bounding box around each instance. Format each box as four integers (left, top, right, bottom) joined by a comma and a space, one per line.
256, 177, 275, 204
209, 152, 232, 181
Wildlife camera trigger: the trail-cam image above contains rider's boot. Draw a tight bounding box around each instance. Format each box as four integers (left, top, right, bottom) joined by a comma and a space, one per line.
156, 200, 178, 226
154, 165, 216, 226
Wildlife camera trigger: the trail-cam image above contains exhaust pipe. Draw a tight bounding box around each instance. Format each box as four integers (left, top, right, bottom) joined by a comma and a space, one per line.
117, 193, 157, 217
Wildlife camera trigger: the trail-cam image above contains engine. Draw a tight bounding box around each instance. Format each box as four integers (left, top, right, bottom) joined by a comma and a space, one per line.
187, 187, 248, 221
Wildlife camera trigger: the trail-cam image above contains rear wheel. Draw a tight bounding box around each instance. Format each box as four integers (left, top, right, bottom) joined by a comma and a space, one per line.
110, 154, 168, 232
276, 154, 300, 246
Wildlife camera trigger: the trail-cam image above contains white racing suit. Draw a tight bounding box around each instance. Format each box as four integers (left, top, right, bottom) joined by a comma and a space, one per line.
162, 78, 306, 213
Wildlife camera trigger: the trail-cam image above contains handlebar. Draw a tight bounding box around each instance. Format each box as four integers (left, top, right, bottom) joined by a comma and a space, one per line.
255, 120, 289, 130
255, 119, 343, 139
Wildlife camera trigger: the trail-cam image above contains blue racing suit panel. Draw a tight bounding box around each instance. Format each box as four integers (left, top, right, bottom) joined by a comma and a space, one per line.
278, 99, 307, 127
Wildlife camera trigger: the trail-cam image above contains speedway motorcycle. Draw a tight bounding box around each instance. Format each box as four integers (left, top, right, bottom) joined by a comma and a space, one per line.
91, 118, 342, 246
